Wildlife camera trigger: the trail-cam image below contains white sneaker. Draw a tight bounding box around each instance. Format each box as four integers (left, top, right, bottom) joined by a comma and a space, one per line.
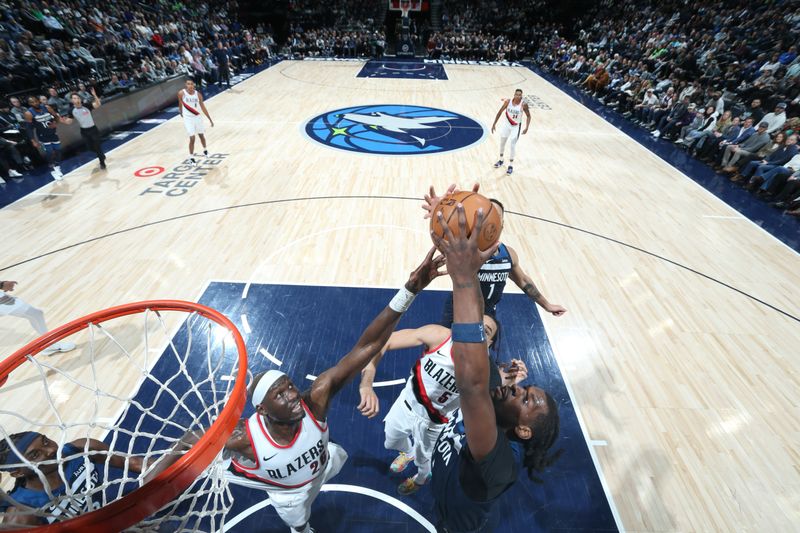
42, 341, 76, 355
493, 159, 504, 168
51, 168, 63, 180
189, 157, 197, 166
651, 130, 661, 138
8, 169, 22, 177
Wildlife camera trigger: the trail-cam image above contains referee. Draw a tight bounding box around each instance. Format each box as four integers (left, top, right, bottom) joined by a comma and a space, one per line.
62, 87, 106, 170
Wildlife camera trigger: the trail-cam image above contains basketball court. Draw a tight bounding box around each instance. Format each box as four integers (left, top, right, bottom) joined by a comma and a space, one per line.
2, 58, 799, 531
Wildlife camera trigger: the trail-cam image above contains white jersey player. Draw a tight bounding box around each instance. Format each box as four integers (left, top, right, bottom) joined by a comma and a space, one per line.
358, 316, 528, 495
177, 79, 214, 166
491, 89, 531, 175
218, 248, 446, 533
0, 281, 75, 354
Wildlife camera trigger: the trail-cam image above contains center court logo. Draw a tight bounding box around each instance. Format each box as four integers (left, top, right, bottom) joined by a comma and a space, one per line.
304, 104, 485, 155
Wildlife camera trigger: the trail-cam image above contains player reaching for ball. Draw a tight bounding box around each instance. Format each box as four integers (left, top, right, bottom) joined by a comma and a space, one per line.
424, 184, 567, 325
491, 89, 531, 175
177, 79, 214, 166
357, 317, 528, 496
214, 248, 446, 533
430, 204, 562, 532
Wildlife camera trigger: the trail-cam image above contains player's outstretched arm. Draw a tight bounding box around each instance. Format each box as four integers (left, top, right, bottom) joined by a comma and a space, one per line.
506, 245, 567, 317
70, 438, 144, 473
357, 324, 450, 418
432, 204, 500, 462
307, 247, 446, 420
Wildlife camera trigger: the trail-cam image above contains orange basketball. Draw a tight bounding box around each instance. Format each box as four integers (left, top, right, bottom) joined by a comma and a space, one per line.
430, 191, 503, 251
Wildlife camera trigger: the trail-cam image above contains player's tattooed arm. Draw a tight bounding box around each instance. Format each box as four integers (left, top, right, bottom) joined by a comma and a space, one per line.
521, 282, 542, 302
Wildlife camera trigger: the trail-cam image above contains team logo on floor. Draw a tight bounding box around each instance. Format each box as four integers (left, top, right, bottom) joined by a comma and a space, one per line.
304, 105, 485, 155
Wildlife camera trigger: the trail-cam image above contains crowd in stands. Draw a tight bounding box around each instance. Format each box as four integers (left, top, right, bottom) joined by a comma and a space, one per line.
281, 0, 385, 59
533, 0, 800, 217
0, 0, 276, 182
280, 28, 386, 59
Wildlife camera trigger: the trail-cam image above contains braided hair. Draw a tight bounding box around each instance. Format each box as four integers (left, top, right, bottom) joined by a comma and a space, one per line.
0, 433, 32, 490
511, 392, 562, 483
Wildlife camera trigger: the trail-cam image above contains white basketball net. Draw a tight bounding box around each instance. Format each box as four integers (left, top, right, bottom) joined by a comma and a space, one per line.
0, 308, 243, 531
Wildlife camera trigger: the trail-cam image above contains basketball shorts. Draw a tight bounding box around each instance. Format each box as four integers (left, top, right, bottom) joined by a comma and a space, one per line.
384, 384, 447, 473
40, 140, 61, 153
225, 442, 347, 528
183, 113, 205, 136
498, 119, 521, 139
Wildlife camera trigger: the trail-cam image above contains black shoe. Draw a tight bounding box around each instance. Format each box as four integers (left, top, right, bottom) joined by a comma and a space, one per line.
100, 160, 106, 169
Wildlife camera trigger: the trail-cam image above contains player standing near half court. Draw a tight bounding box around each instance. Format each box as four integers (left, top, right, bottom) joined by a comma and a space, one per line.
218, 249, 446, 533
357, 317, 528, 496
177, 80, 214, 166
491, 89, 531, 175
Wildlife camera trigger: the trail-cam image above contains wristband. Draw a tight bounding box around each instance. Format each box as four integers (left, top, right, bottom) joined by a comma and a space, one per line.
451, 323, 486, 343
389, 287, 416, 313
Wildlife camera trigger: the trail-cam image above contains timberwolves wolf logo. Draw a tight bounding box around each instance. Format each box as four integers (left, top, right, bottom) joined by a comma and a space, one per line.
304, 105, 485, 155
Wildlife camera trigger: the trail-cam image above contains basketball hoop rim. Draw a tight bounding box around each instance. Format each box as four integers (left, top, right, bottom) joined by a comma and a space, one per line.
0, 300, 248, 532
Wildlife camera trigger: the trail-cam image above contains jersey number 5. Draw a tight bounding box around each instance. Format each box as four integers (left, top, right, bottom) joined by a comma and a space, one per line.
436, 392, 452, 404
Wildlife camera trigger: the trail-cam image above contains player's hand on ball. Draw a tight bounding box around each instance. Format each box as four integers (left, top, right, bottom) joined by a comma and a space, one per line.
405, 246, 447, 294
546, 303, 567, 317
422, 183, 480, 219
432, 205, 499, 281
357, 387, 380, 418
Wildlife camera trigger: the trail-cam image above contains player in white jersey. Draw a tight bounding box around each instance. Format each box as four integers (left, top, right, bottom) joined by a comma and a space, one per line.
177, 79, 214, 166
491, 88, 531, 175
0, 280, 75, 354
218, 248, 446, 533
357, 317, 528, 495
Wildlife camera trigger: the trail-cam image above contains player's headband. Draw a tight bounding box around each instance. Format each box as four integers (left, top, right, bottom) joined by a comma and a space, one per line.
0, 432, 41, 471
251, 370, 287, 408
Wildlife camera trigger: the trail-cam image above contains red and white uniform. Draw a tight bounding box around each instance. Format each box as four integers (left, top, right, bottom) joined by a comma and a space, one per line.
499, 98, 523, 138
383, 336, 457, 479
410, 336, 458, 423
180, 89, 205, 135
228, 401, 348, 528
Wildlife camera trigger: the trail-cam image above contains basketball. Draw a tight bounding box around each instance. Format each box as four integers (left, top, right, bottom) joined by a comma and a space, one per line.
430, 191, 503, 251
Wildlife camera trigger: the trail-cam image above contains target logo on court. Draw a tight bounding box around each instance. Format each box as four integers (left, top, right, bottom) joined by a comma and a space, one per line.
134, 166, 165, 178
304, 105, 485, 155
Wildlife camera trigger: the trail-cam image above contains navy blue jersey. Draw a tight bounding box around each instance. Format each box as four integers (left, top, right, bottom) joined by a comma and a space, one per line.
27, 105, 59, 143
1, 444, 101, 522
478, 243, 513, 313
440, 244, 513, 326
431, 365, 518, 532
